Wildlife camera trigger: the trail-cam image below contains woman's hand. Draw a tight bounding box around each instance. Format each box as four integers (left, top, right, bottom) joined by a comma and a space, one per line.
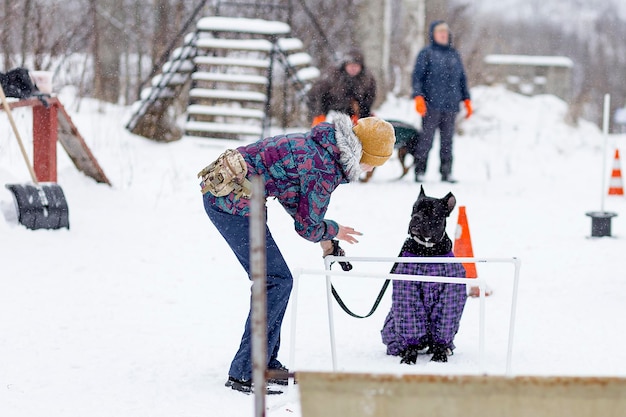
336, 225, 363, 244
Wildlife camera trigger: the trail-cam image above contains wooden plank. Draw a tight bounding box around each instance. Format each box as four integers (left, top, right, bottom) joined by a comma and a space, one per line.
195, 38, 273, 52
286, 52, 313, 67
189, 88, 266, 102
196, 17, 290, 36
185, 120, 262, 136
187, 104, 264, 119
191, 72, 268, 85
194, 56, 270, 68
277, 38, 304, 52
55, 102, 111, 185
297, 372, 626, 417
295, 67, 321, 82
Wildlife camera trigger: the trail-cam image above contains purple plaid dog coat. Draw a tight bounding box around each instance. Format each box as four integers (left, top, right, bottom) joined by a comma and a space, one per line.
381, 251, 467, 356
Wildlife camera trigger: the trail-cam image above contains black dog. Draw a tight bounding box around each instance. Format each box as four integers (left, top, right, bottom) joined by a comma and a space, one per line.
381, 185, 468, 363
401, 185, 455, 257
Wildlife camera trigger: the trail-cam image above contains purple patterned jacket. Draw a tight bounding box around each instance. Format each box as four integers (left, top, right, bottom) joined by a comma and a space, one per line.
204, 123, 348, 242
381, 251, 468, 354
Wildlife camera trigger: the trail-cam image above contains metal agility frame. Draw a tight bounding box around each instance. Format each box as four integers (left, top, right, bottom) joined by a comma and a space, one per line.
289, 256, 521, 376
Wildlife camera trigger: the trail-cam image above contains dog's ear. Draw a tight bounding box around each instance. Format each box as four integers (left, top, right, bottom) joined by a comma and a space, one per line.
418, 185, 426, 200
442, 192, 456, 216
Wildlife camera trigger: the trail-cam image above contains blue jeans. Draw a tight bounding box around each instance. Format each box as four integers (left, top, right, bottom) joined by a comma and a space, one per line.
203, 195, 293, 381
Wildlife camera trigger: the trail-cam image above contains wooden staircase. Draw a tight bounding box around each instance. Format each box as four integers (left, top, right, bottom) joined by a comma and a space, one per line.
126, 16, 319, 142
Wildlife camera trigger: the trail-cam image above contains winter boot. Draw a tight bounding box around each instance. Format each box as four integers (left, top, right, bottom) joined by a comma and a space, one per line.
225, 376, 253, 394
225, 376, 283, 395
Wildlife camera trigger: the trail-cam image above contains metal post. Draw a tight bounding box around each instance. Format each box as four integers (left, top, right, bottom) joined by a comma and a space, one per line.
250, 176, 267, 417
601, 93, 610, 212
478, 278, 485, 372
324, 257, 339, 371
505, 258, 522, 376
33, 102, 58, 182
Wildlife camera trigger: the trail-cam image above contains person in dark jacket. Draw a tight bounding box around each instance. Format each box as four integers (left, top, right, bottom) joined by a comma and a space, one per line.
412, 21, 472, 183
200, 114, 395, 394
307, 48, 377, 127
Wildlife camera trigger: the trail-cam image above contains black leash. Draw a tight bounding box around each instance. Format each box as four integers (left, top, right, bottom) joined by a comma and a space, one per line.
326, 240, 392, 319
330, 279, 391, 319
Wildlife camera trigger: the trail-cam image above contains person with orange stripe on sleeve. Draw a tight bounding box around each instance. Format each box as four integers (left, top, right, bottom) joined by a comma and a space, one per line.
307, 48, 377, 127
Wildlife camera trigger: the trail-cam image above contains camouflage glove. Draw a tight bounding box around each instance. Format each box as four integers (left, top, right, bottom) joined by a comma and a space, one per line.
321, 239, 353, 271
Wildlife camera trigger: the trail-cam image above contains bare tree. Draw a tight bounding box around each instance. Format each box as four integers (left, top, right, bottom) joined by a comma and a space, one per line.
20, 0, 33, 67
1, 0, 15, 70
91, 0, 124, 103
152, 0, 172, 65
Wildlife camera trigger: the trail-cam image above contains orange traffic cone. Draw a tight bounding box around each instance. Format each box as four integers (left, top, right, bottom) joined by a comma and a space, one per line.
608, 149, 624, 196
453, 206, 492, 297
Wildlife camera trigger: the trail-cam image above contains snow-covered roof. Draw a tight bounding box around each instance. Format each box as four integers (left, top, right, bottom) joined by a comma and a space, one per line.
196, 17, 290, 35
484, 54, 574, 67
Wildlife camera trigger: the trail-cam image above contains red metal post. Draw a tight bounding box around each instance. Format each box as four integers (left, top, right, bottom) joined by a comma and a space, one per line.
32, 103, 58, 182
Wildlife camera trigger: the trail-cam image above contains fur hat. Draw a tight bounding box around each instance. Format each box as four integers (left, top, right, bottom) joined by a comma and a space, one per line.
352, 117, 396, 167
342, 48, 365, 67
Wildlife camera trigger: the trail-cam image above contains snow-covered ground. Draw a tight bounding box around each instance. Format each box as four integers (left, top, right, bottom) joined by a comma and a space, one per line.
1, 85, 625, 416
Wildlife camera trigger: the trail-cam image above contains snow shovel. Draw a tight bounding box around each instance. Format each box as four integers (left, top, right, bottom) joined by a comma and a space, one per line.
0, 83, 69, 230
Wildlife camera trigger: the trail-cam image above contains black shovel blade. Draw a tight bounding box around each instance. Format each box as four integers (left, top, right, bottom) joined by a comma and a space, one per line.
5, 183, 69, 230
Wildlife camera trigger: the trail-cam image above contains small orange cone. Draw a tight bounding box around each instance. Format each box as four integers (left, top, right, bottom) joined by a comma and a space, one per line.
453, 206, 477, 278
453, 206, 492, 297
608, 149, 624, 196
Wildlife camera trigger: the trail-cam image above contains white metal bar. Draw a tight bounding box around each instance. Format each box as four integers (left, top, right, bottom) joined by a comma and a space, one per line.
289, 256, 520, 376
506, 258, 522, 376
601, 93, 610, 212
478, 279, 486, 371
300, 268, 477, 285
324, 257, 338, 371
324, 256, 517, 264
289, 270, 300, 388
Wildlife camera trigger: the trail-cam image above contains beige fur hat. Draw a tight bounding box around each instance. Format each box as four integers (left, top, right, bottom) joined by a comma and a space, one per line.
352, 117, 396, 166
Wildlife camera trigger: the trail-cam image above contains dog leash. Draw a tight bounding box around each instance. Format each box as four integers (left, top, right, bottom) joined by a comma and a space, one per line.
330, 280, 390, 319
325, 240, 394, 319
328, 260, 396, 319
